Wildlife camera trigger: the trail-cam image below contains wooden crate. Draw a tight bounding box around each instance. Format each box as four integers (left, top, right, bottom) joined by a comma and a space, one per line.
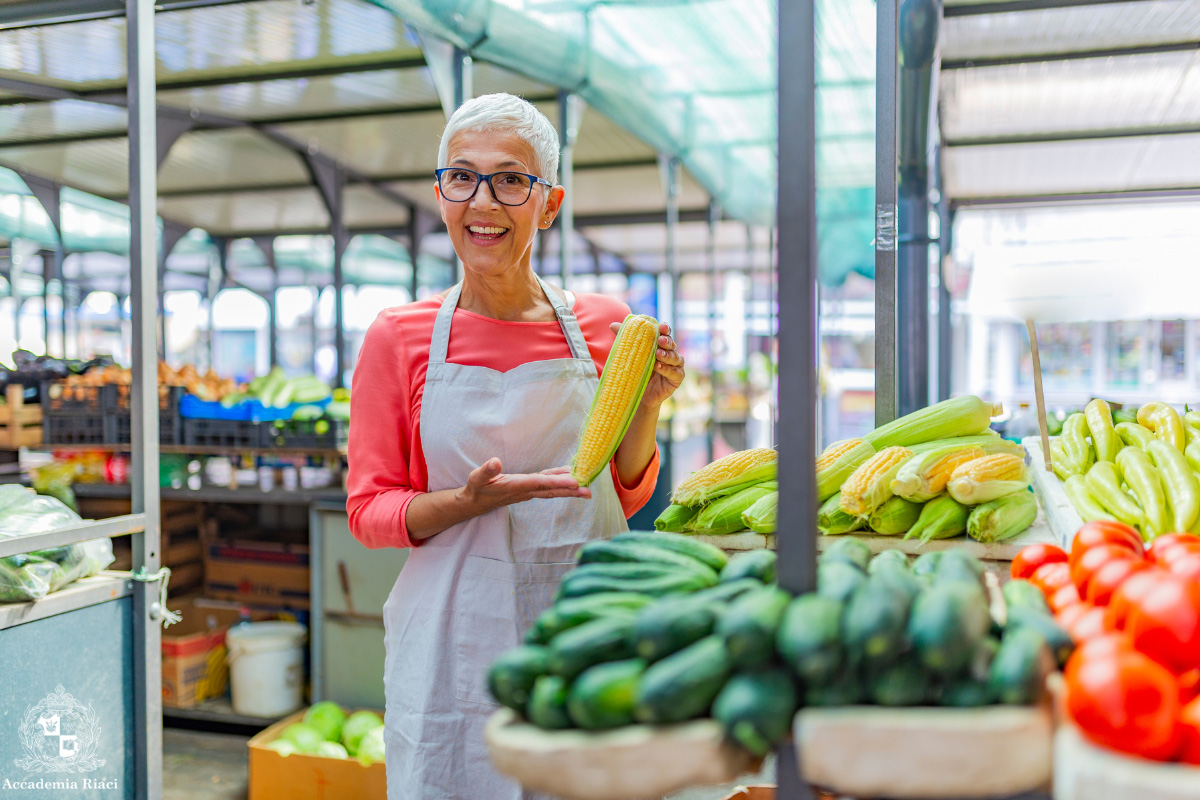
0, 384, 42, 448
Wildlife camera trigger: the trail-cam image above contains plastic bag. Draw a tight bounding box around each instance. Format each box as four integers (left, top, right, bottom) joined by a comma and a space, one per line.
0, 488, 114, 604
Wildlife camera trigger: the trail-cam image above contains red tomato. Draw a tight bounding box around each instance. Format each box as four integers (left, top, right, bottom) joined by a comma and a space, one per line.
1012, 543, 1069, 581
1148, 533, 1200, 564
1128, 575, 1200, 673
1050, 583, 1082, 613
1065, 649, 1182, 761
1067, 605, 1111, 643
1031, 562, 1072, 597
1105, 568, 1169, 631
1179, 670, 1200, 706
1057, 602, 1093, 633
1087, 558, 1153, 607
1071, 545, 1139, 597
1064, 633, 1134, 682
1179, 696, 1200, 766
1071, 521, 1144, 568
1158, 542, 1200, 568
1168, 551, 1200, 583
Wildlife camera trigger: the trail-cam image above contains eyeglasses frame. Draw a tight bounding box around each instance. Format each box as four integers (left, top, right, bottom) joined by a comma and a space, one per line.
434, 167, 554, 207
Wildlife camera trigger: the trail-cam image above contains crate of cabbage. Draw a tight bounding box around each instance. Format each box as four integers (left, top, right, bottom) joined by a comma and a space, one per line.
793, 538, 1058, 799
248, 703, 385, 800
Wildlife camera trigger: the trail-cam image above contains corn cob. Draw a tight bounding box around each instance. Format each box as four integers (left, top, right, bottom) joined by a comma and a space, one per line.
654, 504, 699, 533
818, 492, 864, 535
967, 491, 1038, 544
839, 446, 915, 517
863, 395, 1002, 450
1084, 461, 1145, 528
905, 494, 970, 545
1059, 414, 1094, 474
909, 433, 1023, 457
890, 445, 986, 503
1116, 446, 1169, 536
1084, 399, 1122, 463
946, 453, 1029, 505
672, 448, 777, 507
1185, 410, 1200, 430
741, 492, 777, 534
1049, 438, 1085, 481
815, 439, 875, 502
1116, 422, 1155, 450
868, 496, 924, 536
689, 482, 777, 535
1138, 402, 1187, 452
1145, 440, 1200, 532
1063, 474, 1117, 524
570, 314, 659, 486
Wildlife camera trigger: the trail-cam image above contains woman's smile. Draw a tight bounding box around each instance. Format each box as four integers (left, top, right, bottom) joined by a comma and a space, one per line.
466, 222, 511, 246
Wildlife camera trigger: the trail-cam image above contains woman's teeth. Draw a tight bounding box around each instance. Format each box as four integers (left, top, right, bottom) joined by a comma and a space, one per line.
469, 226, 508, 236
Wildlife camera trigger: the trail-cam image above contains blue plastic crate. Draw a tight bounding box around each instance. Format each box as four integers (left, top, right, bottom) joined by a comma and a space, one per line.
179, 394, 330, 422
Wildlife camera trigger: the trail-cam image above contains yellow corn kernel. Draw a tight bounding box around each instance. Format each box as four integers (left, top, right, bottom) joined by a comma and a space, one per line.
839, 446, 914, 517
816, 439, 875, 502
946, 453, 1030, 505
570, 314, 659, 486
891, 445, 986, 503
672, 448, 778, 507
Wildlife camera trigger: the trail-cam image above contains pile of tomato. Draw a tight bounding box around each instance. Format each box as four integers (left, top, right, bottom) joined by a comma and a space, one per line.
1012, 522, 1200, 764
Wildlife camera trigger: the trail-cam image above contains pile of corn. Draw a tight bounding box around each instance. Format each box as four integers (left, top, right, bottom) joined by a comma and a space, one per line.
817, 396, 1039, 544
654, 449, 779, 536
1052, 399, 1200, 539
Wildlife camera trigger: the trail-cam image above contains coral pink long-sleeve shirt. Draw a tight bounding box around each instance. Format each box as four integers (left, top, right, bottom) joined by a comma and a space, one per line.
346, 291, 661, 550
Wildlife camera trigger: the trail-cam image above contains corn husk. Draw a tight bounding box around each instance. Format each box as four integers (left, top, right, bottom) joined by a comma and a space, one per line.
905, 494, 970, 545
741, 492, 777, 534
867, 496, 925, 536
654, 504, 699, 533
688, 482, 777, 535
818, 492, 864, 536
967, 491, 1038, 544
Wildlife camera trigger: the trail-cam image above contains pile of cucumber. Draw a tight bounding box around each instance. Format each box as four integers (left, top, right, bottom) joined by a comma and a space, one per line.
488, 532, 792, 757
798, 538, 1069, 708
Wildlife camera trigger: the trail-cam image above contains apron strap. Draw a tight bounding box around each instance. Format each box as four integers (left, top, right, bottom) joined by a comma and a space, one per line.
428, 282, 464, 365
535, 277, 593, 363
429, 278, 593, 365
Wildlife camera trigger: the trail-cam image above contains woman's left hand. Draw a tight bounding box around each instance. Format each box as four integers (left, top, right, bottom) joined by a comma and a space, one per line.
609, 321, 685, 409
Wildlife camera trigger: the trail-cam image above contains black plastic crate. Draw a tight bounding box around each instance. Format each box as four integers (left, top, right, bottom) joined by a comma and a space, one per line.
41, 381, 118, 414
183, 418, 261, 449
43, 414, 115, 446
259, 418, 348, 450
105, 384, 183, 415
101, 413, 181, 446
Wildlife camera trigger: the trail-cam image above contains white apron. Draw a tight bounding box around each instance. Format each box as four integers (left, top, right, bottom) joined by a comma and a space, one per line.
383, 278, 628, 800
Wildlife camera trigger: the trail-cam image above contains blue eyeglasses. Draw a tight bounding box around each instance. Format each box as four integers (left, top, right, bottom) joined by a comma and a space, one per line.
435, 168, 553, 206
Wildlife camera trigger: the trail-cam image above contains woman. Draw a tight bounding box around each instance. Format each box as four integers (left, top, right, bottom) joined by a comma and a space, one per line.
347, 93, 685, 800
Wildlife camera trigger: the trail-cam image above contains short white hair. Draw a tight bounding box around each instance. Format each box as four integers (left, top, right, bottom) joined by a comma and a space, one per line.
437, 93, 560, 183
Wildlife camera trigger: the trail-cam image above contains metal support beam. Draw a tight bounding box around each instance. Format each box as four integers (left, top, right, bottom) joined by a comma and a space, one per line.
253, 236, 278, 368
207, 236, 227, 371
408, 205, 438, 301
938, 202, 955, 402
707, 201, 719, 464
306, 156, 349, 387
875, 0, 900, 427
558, 91, 583, 288
158, 221, 190, 360
776, 0, 819, 796
944, 0, 1157, 16
0, 0, 259, 28
156, 115, 194, 169
943, 40, 1200, 70
20, 174, 64, 357
950, 186, 1200, 208
127, 1, 162, 798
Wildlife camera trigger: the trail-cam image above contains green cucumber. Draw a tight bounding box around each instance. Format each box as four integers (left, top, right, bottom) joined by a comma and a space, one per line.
1004, 605, 1074, 668
556, 571, 715, 599
634, 635, 733, 724
804, 669, 866, 707
988, 627, 1055, 705
820, 536, 871, 572
908, 582, 992, 676
524, 593, 650, 645
842, 577, 913, 668
717, 585, 791, 669
868, 549, 909, 574
869, 657, 933, 707
487, 645, 550, 711
566, 563, 680, 582
612, 531, 729, 572
869, 561, 923, 603
719, 549, 777, 584
933, 549, 986, 591
547, 616, 637, 680
577, 540, 720, 580
776, 594, 843, 686
911, 550, 943, 580
1002, 579, 1051, 615
712, 668, 799, 757
567, 659, 647, 730
967, 636, 1002, 683
630, 598, 718, 663
527, 675, 572, 729
691, 578, 764, 605
817, 560, 867, 604
940, 679, 996, 708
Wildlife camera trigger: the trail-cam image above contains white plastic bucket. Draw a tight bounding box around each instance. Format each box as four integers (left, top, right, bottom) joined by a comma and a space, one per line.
226, 621, 307, 718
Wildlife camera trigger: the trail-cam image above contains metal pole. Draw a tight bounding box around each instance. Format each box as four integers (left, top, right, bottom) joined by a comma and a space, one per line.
707, 202, 719, 464
558, 91, 579, 290
39, 249, 50, 355
875, 0, 900, 426
408, 206, 421, 302
744, 225, 754, 431
332, 192, 348, 388
126, 1, 161, 797
776, 0, 819, 797
207, 238, 225, 372
451, 47, 472, 284
938, 186, 955, 401
665, 156, 681, 487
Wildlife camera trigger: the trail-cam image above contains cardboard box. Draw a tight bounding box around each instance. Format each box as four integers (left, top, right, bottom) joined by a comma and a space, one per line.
162, 598, 240, 708
204, 538, 311, 609
248, 708, 385, 800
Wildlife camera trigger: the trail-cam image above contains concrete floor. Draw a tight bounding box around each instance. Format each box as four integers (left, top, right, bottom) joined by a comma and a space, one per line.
162, 728, 773, 800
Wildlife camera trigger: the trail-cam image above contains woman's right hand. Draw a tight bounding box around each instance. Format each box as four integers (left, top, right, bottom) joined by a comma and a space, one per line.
458, 458, 591, 514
